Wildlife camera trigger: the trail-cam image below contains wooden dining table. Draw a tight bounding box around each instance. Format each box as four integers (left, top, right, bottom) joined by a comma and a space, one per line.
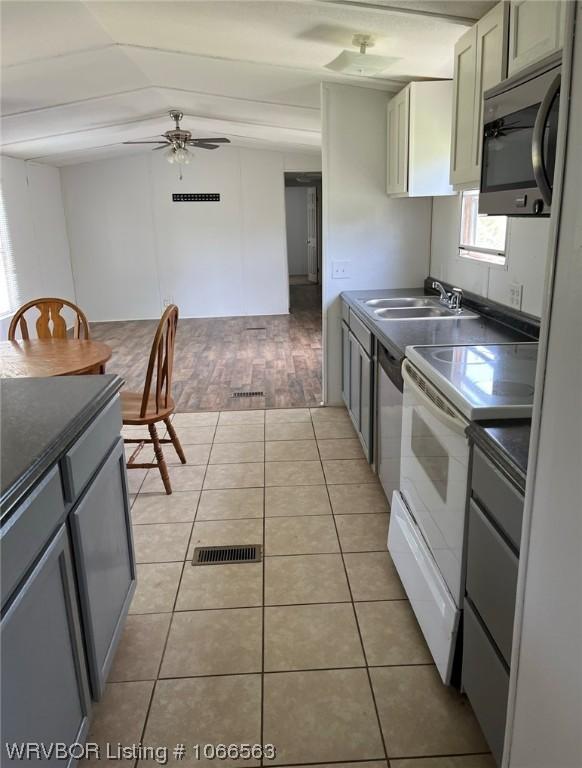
0, 338, 112, 378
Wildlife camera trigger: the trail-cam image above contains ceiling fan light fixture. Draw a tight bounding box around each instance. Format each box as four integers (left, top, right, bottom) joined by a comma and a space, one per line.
166, 145, 192, 165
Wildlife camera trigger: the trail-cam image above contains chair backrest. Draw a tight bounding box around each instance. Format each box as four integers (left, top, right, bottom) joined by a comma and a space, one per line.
8, 298, 90, 341
140, 304, 179, 418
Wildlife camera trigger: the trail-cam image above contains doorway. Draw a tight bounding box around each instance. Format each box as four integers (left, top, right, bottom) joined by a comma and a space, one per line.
284, 172, 322, 314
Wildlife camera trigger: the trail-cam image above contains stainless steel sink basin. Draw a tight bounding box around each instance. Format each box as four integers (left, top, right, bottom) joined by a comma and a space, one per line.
364, 297, 440, 309
374, 306, 478, 320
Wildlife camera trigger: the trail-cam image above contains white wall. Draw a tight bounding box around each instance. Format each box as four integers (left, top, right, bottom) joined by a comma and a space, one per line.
284, 153, 322, 172
322, 82, 432, 404
285, 187, 308, 275
61, 148, 320, 321
0, 156, 76, 337
507, 7, 582, 766
430, 195, 551, 317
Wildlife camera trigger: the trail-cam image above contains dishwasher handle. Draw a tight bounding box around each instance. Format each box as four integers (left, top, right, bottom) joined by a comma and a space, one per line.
378, 344, 404, 392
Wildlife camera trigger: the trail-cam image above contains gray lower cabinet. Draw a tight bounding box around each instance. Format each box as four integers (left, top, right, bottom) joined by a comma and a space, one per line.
341, 320, 350, 408
70, 438, 136, 700
348, 330, 372, 459
462, 599, 510, 767
462, 444, 524, 767
360, 346, 372, 454
349, 332, 361, 428
340, 300, 374, 461
1, 524, 91, 767
466, 499, 518, 664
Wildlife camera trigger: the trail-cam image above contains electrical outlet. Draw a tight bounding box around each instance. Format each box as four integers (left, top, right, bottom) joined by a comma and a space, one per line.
162, 296, 174, 307
509, 283, 523, 310
332, 261, 350, 279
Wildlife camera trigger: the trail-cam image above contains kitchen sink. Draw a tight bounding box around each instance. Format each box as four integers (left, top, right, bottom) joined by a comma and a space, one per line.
374, 306, 479, 320
363, 297, 440, 309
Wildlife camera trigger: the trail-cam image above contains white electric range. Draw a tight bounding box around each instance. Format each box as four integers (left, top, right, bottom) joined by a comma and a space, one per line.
388, 343, 537, 684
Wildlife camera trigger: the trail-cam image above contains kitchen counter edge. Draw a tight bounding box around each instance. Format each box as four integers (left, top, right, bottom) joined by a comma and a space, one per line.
466, 420, 530, 494
1, 374, 124, 518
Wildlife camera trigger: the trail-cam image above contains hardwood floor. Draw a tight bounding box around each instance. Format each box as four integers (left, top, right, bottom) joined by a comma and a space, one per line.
90, 284, 322, 411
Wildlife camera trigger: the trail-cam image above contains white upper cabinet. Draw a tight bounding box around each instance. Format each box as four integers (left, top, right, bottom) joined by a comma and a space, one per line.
387, 81, 453, 198
508, 0, 564, 76
386, 87, 409, 195
450, 26, 478, 187
474, 5, 509, 170
450, 2, 508, 189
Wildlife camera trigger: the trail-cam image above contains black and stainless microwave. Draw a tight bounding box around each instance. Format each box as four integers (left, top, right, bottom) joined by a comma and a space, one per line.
479, 54, 561, 217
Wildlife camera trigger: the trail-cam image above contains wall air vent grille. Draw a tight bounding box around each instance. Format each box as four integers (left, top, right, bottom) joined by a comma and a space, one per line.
172, 193, 220, 202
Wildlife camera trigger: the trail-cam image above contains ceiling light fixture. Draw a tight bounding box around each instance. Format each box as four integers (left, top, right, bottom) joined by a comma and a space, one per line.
324, 33, 398, 76
165, 144, 192, 180
123, 110, 230, 181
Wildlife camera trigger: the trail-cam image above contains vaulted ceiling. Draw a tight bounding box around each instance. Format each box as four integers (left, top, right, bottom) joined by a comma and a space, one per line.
0, 0, 495, 165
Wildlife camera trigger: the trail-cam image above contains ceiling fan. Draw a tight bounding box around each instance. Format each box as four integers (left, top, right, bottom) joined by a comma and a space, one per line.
123, 110, 230, 178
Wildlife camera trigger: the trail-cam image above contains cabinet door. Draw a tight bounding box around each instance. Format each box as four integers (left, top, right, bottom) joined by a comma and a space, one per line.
70, 438, 136, 700
508, 0, 564, 76
1, 525, 91, 767
473, 3, 508, 175
341, 320, 351, 408
386, 87, 409, 195
360, 347, 372, 459
349, 332, 361, 430
450, 26, 477, 187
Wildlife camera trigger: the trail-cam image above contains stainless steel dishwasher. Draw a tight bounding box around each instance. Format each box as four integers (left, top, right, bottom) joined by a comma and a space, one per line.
377, 343, 404, 501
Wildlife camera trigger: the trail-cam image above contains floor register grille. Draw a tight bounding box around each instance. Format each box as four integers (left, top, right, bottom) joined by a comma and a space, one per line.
192, 545, 263, 565
231, 391, 265, 398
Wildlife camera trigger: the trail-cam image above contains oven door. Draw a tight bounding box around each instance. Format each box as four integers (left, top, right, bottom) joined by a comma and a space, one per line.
480, 63, 560, 217
398, 360, 470, 605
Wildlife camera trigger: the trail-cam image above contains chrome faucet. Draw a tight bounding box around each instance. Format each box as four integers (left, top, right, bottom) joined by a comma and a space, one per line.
431, 281, 463, 313
432, 280, 449, 303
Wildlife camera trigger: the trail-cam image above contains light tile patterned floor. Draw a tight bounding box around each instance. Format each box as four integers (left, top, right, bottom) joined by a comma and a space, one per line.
85, 407, 494, 768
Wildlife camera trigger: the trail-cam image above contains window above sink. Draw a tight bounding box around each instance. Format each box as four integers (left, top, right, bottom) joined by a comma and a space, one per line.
459, 190, 508, 267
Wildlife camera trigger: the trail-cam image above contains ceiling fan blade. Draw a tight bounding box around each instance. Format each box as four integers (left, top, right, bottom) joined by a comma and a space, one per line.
153, 144, 171, 150
188, 142, 219, 150
191, 137, 230, 144
123, 141, 168, 145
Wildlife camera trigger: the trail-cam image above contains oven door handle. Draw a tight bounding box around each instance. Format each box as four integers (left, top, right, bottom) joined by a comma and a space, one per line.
402, 361, 468, 435
532, 73, 560, 207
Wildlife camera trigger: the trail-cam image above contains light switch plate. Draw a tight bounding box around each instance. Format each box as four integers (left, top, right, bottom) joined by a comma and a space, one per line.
509, 283, 523, 310
332, 261, 350, 279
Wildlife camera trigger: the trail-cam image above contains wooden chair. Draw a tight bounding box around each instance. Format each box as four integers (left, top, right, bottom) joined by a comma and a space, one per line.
8, 297, 90, 341
122, 304, 186, 494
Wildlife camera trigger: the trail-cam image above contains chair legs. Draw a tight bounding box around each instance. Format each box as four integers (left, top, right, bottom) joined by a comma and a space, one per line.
165, 417, 187, 464
149, 422, 172, 495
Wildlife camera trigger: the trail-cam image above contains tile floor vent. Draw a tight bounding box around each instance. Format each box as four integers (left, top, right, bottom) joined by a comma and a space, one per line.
192, 545, 262, 565
245, 327, 267, 331
232, 391, 264, 398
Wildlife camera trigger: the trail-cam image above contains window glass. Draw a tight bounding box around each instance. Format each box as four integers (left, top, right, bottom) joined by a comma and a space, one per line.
459, 190, 507, 266
0, 186, 18, 316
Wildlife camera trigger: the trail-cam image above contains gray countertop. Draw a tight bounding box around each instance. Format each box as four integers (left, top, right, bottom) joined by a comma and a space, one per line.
467, 420, 531, 493
341, 288, 534, 488
341, 288, 534, 360
1, 375, 123, 519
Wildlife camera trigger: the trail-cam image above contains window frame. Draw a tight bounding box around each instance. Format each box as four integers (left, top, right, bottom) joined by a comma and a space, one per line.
457, 190, 509, 269
0, 185, 19, 318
